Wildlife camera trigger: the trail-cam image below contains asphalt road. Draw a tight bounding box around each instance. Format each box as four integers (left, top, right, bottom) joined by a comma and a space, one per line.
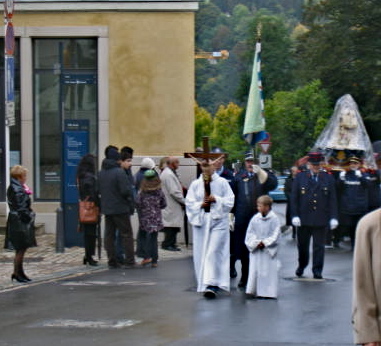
0, 203, 355, 346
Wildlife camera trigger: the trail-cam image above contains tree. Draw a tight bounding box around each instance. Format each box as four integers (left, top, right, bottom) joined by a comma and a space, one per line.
210, 102, 248, 162
265, 80, 332, 171
296, 0, 381, 140
195, 103, 214, 148
195, 2, 223, 51
237, 11, 297, 104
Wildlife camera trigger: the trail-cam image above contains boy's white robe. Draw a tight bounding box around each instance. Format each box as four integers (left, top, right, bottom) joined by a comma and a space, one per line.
245, 210, 280, 298
186, 173, 235, 293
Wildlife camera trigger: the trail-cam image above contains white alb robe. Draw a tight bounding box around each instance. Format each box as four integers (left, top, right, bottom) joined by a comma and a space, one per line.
186, 173, 235, 293
245, 210, 280, 298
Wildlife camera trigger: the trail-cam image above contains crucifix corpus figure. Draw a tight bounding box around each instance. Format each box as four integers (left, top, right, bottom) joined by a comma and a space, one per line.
184, 137, 235, 299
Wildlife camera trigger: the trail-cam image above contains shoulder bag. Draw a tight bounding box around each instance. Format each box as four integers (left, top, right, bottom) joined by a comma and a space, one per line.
79, 197, 99, 224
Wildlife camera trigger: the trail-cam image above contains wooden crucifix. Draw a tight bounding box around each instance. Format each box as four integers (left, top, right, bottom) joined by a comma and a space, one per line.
184, 136, 228, 163
184, 136, 227, 212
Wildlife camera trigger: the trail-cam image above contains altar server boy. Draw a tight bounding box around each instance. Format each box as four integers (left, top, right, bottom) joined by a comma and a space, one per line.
245, 195, 280, 299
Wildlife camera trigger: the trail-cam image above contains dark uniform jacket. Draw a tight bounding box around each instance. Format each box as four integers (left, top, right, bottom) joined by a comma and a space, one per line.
217, 166, 234, 187
291, 170, 338, 227
337, 170, 368, 216
98, 159, 134, 215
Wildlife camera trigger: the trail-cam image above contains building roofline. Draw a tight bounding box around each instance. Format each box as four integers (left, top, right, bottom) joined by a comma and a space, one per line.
14, 1, 199, 12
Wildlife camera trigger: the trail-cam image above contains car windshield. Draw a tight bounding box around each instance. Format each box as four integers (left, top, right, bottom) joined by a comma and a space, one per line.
278, 177, 286, 185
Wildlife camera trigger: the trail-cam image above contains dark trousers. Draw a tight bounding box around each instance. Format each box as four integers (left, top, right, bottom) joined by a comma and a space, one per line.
135, 228, 146, 258
82, 223, 97, 260
336, 214, 363, 250
240, 250, 249, 284
347, 214, 363, 250
297, 226, 326, 276
115, 229, 125, 263
104, 213, 135, 265
162, 227, 180, 248
141, 231, 158, 263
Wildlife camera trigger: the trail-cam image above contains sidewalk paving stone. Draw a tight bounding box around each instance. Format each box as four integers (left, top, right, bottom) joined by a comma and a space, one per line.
0, 233, 192, 291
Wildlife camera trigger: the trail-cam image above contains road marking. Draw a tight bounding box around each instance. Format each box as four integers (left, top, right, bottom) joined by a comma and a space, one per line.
283, 277, 335, 282
61, 280, 157, 286
34, 319, 141, 329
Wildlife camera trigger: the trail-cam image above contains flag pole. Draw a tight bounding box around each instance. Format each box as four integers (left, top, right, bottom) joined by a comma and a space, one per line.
254, 23, 262, 161
243, 22, 265, 161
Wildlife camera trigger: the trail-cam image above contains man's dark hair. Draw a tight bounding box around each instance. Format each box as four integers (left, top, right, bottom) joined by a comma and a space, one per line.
121, 146, 134, 160
104, 145, 119, 158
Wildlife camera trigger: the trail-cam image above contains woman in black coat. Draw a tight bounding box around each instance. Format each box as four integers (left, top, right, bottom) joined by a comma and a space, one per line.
77, 154, 100, 266
7, 165, 36, 283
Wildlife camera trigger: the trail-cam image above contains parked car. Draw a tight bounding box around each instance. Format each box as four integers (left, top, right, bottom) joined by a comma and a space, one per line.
269, 176, 287, 202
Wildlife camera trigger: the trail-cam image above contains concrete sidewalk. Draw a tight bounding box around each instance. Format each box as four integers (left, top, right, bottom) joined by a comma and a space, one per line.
0, 233, 192, 291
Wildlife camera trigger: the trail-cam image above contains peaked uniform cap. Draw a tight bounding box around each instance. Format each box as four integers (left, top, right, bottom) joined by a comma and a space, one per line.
307, 152, 324, 164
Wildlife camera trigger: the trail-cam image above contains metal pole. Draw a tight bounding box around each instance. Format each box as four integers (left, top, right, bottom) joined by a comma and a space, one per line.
4, 0, 15, 209
55, 207, 65, 253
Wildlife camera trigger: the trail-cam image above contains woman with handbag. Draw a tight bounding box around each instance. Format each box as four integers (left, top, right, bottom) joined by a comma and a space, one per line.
77, 154, 100, 266
7, 165, 36, 283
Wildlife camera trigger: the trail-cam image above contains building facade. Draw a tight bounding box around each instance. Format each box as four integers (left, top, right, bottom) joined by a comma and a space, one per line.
0, 0, 198, 233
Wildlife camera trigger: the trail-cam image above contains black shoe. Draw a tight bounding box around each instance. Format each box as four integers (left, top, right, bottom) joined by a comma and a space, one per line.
162, 246, 178, 252
108, 260, 121, 269
84, 257, 99, 267
313, 274, 323, 279
124, 262, 137, 269
203, 286, 218, 299
11, 274, 27, 283
230, 267, 237, 278
238, 280, 247, 289
295, 268, 303, 277
20, 271, 32, 282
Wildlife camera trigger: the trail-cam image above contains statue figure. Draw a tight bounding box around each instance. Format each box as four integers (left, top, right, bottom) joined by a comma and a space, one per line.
313, 94, 375, 169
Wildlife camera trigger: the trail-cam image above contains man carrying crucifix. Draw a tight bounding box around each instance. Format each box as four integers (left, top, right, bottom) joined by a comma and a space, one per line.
185, 152, 235, 298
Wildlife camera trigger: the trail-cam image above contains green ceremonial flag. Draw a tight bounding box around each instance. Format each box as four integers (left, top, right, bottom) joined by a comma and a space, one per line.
243, 41, 266, 145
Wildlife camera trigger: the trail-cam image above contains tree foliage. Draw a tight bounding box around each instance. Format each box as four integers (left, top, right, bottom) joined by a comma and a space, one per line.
265, 80, 332, 170
194, 0, 381, 172
296, 0, 381, 139
211, 103, 248, 162
196, 4, 298, 114
195, 103, 214, 148
237, 11, 297, 103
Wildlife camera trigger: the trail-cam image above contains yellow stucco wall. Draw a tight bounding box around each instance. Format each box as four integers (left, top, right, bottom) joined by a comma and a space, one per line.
14, 11, 195, 156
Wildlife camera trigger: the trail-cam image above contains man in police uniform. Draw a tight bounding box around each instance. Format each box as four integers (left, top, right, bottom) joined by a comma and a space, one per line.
291, 152, 338, 279
233, 152, 278, 287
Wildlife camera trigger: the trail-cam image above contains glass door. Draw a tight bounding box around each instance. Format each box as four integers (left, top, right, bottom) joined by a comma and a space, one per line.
33, 38, 98, 200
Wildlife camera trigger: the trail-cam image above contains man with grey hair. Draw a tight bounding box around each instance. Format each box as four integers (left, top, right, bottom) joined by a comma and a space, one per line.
160, 157, 185, 251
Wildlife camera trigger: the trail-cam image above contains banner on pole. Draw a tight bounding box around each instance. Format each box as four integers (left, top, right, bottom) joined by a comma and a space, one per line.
5, 56, 15, 126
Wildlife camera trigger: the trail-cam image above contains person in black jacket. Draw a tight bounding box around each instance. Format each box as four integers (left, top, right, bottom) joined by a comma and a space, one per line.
77, 154, 100, 266
98, 147, 135, 268
6, 165, 36, 283
232, 152, 278, 288
336, 156, 369, 249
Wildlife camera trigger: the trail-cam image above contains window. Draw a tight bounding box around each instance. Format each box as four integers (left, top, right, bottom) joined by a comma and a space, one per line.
34, 38, 98, 200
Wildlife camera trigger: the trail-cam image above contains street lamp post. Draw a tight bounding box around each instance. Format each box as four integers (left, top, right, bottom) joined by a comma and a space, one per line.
4, 0, 15, 198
